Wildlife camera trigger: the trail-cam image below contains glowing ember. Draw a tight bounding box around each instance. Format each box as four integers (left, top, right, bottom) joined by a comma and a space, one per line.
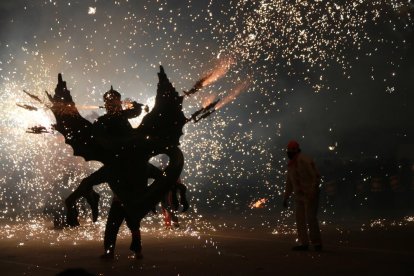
88, 7, 96, 15
249, 198, 267, 209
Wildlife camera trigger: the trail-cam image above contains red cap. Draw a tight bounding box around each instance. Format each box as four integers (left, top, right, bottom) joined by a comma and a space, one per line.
287, 140, 300, 150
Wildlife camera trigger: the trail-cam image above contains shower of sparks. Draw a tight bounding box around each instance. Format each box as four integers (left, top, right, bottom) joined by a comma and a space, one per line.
211, 0, 413, 91
0, 0, 413, 244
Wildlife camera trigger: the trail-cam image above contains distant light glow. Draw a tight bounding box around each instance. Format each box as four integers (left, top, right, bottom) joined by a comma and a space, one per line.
88, 7, 96, 15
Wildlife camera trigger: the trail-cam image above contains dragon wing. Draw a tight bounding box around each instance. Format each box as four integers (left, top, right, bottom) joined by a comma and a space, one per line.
111, 66, 187, 220
138, 66, 187, 149
47, 74, 106, 162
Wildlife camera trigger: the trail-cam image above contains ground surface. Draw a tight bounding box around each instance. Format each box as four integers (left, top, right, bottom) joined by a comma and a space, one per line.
0, 215, 413, 275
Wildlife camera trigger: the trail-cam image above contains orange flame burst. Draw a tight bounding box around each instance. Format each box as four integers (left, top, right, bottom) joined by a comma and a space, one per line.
250, 198, 268, 209
215, 79, 250, 110
201, 94, 218, 108
77, 105, 100, 110
201, 57, 235, 87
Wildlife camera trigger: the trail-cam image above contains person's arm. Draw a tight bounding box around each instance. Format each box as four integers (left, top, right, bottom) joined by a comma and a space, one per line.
92, 116, 147, 150
305, 159, 320, 190
303, 157, 320, 197
122, 101, 143, 119
147, 163, 163, 179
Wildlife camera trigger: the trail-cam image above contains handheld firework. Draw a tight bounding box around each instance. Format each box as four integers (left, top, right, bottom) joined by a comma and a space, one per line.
183, 72, 214, 97
16, 103, 38, 111
188, 99, 220, 123
26, 125, 52, 134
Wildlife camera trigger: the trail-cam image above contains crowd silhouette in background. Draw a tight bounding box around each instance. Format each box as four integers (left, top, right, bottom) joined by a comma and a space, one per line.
320, 157, 414, 217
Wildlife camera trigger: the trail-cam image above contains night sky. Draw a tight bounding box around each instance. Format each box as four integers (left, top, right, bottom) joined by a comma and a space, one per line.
0, 0, 413, 217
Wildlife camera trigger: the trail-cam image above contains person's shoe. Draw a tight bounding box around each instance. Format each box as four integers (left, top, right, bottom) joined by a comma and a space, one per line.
134, 251, 144, 259
129, 240, 142, 253
100, 251, 114, 260
314, 244, 323, 252
292, 245, 309, 251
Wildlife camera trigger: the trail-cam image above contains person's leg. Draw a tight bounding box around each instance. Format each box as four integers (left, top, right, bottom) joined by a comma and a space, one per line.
166, 192, 179, 228
125, 216, 143, 259
170, 209, 179, 228
306, 196, 322, 250
65, 166, 108, 226
102, 199, 125, 258
130, 228, 142, 259
161, 206, 171, 227
294, 198, 309, 250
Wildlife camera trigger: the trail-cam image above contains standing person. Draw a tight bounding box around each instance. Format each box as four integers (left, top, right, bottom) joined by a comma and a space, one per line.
101, 163, 163, 260
283, 140, 322, 251
161, 178, 189, 229
62, 86, 152, 259
101, 194, 143, 259
64, 86, 145, 226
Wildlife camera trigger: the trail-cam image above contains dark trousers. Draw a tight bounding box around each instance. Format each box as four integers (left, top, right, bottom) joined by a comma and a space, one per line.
104, 199, 141, 253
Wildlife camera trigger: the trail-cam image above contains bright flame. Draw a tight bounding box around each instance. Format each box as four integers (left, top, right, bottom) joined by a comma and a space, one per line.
201, 57, 235, 87
201, 94, 217, 108
77, 105, 100, 110
216, 79, 250, 110
249, 198, 267, 209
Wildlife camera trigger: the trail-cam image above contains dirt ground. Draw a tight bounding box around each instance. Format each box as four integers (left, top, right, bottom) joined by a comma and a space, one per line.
0, 215, 413, 276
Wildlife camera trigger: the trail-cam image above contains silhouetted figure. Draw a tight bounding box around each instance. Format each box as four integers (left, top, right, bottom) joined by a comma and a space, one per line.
64, 86, 145, 226
47, 68, 192, 225
161, 178, 189, 229
101, 163, 162, 259
283, 140, 322, 251
47, 67, 188, 258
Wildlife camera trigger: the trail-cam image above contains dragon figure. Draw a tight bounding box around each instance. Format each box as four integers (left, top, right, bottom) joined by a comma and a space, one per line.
45, 66, 218, 223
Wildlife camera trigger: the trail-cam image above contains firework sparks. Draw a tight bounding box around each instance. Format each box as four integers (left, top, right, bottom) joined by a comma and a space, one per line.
0, 0, 412, 255
185, 57, 235, 97
200, 57, 235, 87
